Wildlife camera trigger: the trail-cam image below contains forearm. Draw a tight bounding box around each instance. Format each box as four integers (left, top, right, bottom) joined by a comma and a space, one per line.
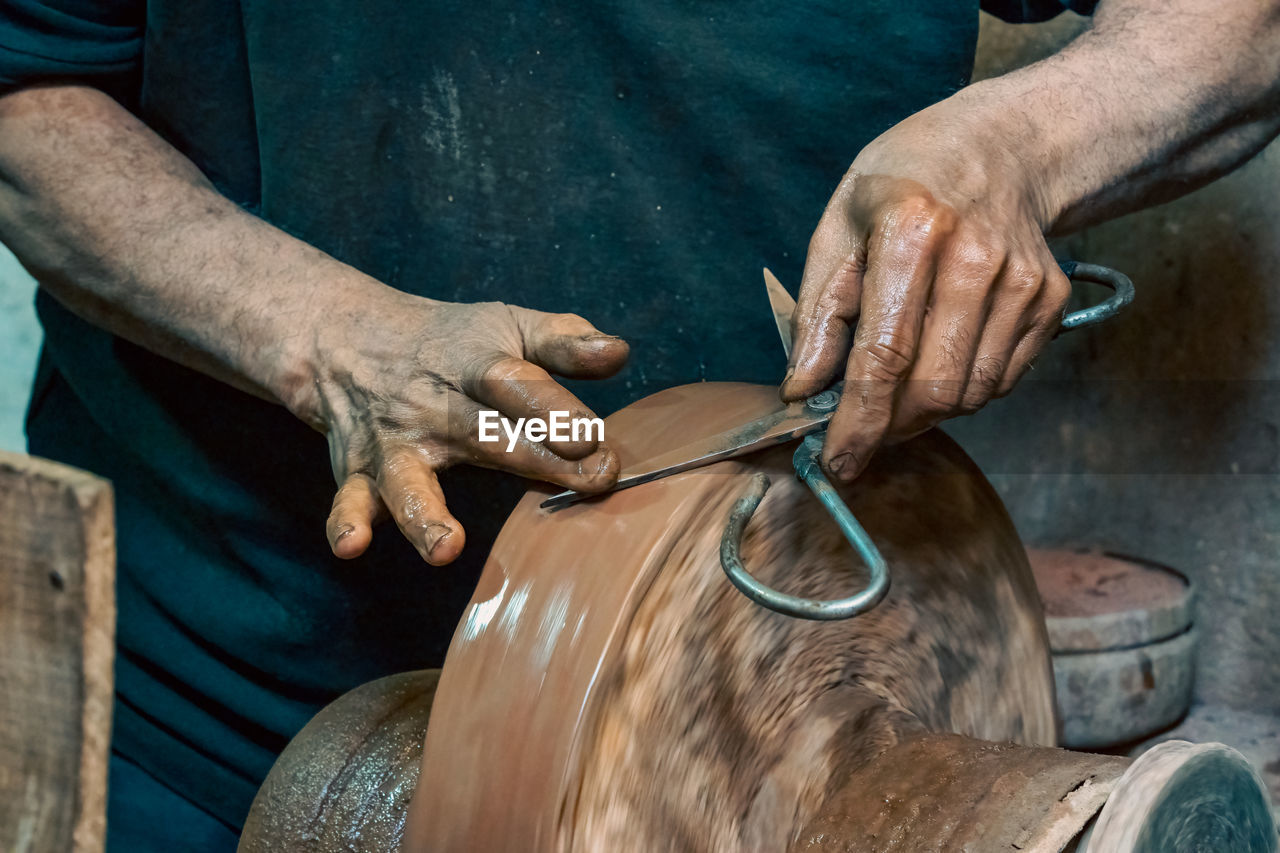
0, 84, 387, 421
0, 83, 628, 563
791, 0, 1280, 477
894, 0, 1280, 234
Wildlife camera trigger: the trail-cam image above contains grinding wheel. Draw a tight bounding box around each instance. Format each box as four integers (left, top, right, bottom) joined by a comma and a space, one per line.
238, 383, 1275, 852
404, 382, 1063, 850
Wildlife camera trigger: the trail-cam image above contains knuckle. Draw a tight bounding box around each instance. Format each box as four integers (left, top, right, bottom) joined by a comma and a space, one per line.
1001, 261, 1045, 297
892, 193, 937, 223
961, 356, 1005, 410
556, 311, 591, 331
953, 236, 1003, 269
1026, 313, 1060, 342
375, 455, 411, 489
923, 380, 966, 413
459, 351, 503, 389
393, 490, 427, 527
994, 375, 1021, 399
1044, 269, 1073, 308
540, 311, 592, 339
888, 194, 957, 244
945, 241, 1006, 287
469, 300, 512, 326
480, 354, 525, 382
460, 355, 518, 397
860, 334, 916, 381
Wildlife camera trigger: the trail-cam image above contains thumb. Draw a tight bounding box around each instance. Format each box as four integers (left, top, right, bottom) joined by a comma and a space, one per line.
783, 258, 865, 401
782, 204, 867, 401
515, 308, 630, 379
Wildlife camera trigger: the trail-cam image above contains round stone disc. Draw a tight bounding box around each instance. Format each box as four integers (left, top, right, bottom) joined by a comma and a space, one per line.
1028, 549, 1193, 652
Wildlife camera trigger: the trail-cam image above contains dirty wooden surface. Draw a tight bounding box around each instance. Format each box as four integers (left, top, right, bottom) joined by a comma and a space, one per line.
790, 734, 1128, 852
0, 450, 115, 853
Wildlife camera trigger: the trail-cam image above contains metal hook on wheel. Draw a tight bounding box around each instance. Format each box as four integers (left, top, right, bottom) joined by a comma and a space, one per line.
718, 261, 1132, 620
719, 434, 890, 621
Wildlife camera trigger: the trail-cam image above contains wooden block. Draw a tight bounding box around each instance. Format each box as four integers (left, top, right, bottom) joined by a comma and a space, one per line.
0, 450, 115, 853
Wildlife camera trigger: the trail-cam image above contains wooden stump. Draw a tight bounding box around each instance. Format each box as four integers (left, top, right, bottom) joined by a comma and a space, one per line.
791, 734, 1127, 852
0, 451, 115, 853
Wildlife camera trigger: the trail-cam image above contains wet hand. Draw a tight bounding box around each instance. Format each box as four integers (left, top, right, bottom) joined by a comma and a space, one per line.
782, 113, 1070, 481
296, 292, 629, 565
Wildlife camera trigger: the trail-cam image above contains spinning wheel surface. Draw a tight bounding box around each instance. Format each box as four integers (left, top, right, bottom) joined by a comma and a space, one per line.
405, 383, 1058, 851
239, 384, 1275, 852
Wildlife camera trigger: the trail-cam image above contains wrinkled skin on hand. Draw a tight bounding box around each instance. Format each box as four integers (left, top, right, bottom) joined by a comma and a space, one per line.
782, 110, 1071, 482
294, 293, 629, 565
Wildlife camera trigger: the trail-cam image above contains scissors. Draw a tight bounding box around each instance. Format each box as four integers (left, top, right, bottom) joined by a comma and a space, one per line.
542, 261, 1134, 620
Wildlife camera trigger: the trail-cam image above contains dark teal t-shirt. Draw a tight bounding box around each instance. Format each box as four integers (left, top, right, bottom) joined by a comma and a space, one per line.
1, 0, 1091, 835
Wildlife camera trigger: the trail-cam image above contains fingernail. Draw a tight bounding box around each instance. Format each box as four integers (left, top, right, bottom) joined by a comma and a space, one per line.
425, 523, 452, 557
827, 452, 855, 477
335, 525, 354, 543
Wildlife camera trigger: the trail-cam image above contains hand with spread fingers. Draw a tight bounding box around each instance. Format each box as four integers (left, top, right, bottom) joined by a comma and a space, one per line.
0, 88, 631, 572
781, 115, 1071, 482
307, 296, 629, 565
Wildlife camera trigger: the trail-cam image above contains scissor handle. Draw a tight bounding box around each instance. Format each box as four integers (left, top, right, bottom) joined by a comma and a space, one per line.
1058, 260, 1134, 333
721, 260, 1132, 622
719, 435, 890, 621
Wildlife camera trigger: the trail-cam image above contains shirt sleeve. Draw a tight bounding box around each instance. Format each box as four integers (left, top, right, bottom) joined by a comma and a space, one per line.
981, 0, 1099, 23
0, 0, 144, 99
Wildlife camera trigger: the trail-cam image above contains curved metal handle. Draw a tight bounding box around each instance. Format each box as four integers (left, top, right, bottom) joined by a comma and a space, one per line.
1058, 261, 1135, 333
718, 261, 1130, 621
719, 435, 890, 621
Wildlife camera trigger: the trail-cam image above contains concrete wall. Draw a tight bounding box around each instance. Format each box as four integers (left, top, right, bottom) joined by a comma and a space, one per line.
955, 13, 1280, 714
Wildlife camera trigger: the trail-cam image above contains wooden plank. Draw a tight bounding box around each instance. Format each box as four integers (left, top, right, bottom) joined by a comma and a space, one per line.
0, 450, 115, 853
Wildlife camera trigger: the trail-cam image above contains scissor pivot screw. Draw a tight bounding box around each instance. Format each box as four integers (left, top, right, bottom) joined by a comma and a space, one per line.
805, 390, 840, 413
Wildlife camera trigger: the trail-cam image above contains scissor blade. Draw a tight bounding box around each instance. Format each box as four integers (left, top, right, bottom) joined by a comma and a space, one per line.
540, 400, 829, 510
763, 268, 796, 360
